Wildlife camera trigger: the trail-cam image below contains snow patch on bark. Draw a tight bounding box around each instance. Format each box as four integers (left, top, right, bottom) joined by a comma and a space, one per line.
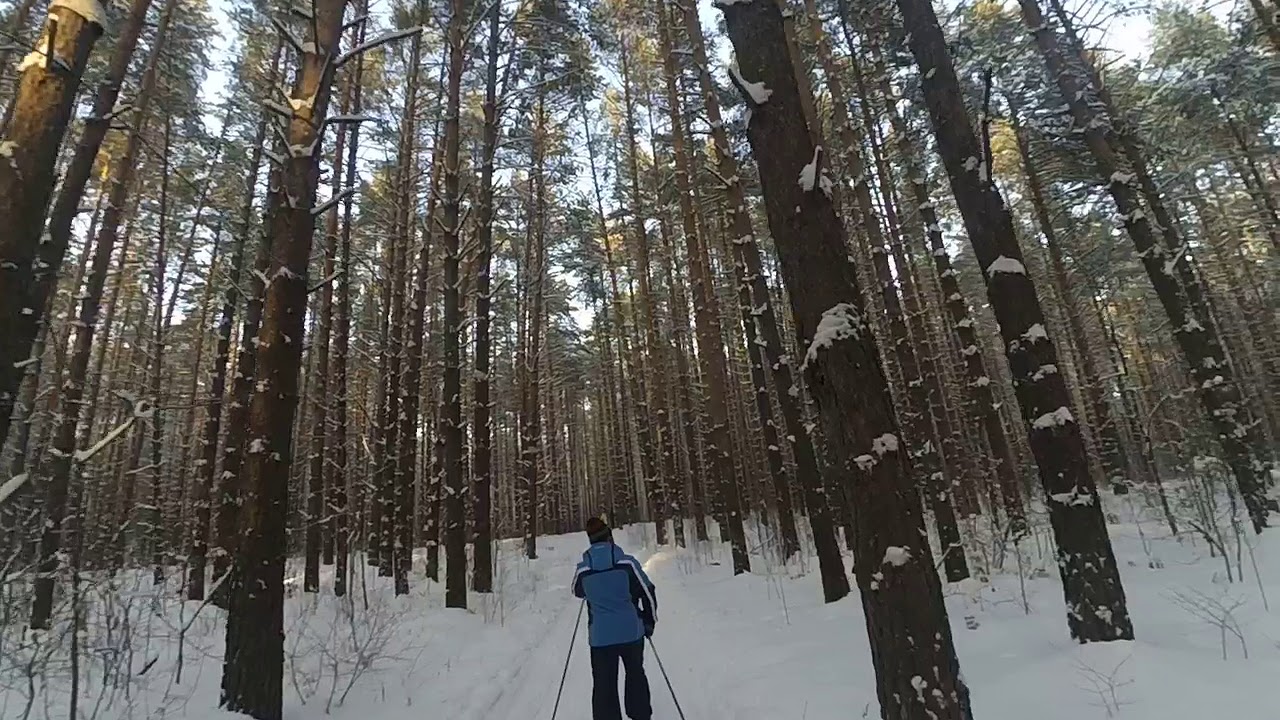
1032, 406, 1075, 429
802, 303, 863, 370
1049, 487, 1095, 506
797, 146, 833, 197
883, 546, 912, 566
1022, 323, 1048, 343
728, 64, 772, 105
986, 255, 1027, 275
871, 433, 899, 455
1031, 364, 1058, 381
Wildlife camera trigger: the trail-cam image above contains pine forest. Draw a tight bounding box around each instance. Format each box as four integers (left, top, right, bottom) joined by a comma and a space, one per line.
0, 0, 1277, 717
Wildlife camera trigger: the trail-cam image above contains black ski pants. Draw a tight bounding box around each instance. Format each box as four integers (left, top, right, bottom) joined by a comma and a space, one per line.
590, 638, 651, 720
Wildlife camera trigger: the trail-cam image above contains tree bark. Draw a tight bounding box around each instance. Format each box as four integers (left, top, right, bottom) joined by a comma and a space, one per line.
28, 3, 166, 628
440, 0, 467, 607
897, 0, 1133, 642
719, 2, 971, 716
0, 0, 105, 446
1022, 0, 1271, 532
220, 3, 347, 716
471, 0, 501, 595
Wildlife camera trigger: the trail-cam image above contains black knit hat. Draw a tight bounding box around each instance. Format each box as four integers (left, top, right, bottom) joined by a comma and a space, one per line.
585, 517, 612, 543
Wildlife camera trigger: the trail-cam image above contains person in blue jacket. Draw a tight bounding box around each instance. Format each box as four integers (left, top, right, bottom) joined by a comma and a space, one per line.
572, 517, 656, 720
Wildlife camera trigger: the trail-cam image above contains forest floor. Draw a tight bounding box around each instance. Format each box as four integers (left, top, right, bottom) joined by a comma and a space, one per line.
2, 495, 1278, 719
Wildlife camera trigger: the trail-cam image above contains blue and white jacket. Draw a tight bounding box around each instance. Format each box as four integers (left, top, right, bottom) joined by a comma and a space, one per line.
572, 542, 657, 648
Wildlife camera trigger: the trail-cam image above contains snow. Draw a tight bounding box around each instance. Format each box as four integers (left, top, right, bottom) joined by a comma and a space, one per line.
871, 432, 899, 455
802, 303, 864, 370
1022, 323, 1049, 343
1031, 364, 1059, 381
8, 509, 1279, 720
986, 255, 1027, 276
1049, 488, 1096, 506
50, 0, 108, 26
0, 141, 15, 158
728, 63, 772, 105
1032, 406, 1075, 429
0, 473, 29, 505
883, 545, 912, 566
797, 146, 833, 197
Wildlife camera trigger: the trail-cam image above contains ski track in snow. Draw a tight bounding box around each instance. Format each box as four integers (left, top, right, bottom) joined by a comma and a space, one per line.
5, 510, 1280, 719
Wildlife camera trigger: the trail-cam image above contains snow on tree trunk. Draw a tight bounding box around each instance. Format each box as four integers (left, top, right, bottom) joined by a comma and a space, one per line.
470, 0, 501, 594
1020, 0, 1272, 533
718, 2, 972, 715
440, 0, 467, 608
220, 2, 347, 716
896, 0, 1133, 642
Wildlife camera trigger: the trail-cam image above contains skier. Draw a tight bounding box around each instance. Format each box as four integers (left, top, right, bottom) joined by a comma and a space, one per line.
572, 517, 657, 720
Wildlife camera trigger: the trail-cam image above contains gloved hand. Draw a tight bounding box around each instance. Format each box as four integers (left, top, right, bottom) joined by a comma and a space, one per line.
644, 621, 655, 638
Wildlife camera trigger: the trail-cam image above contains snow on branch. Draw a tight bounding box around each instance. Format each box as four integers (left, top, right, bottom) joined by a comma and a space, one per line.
336, 26, 423, 68
312, 187, 353, 217
0, 473, 30, 507
326, 114, 378, 125
73, 395, 152, 464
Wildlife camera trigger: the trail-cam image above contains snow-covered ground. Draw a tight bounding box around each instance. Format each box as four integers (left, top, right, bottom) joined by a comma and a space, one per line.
2, 501, 1277, 719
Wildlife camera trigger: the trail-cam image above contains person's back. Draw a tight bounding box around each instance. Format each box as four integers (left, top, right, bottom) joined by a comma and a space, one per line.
572, 518, 655, 720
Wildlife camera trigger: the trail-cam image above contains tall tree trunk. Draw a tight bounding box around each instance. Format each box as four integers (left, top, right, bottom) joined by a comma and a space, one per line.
330, 8, 368, 597
148, 116, 172, 586
1008, 98, 1131, 494
854, 34, 1026, 530
305, 81, 352, 593
28, 4, 167, 628
212, 41, 285, 604
1022, 0, 1272, 532
220, 4, 347, 717
897, 0, 1132, 642
521, 94, 548, 560
807, 5, 968, 580
440, 0, 467, 608
658, 0, 794, 558
719, 2, 970, 715
472, 0, 501, 593
618, 40, 670, 545
0, 0, 106, 446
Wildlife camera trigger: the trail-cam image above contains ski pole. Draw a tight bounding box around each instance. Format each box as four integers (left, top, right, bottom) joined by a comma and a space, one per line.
647, 637, 688, 720
551, 599, 586, 720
